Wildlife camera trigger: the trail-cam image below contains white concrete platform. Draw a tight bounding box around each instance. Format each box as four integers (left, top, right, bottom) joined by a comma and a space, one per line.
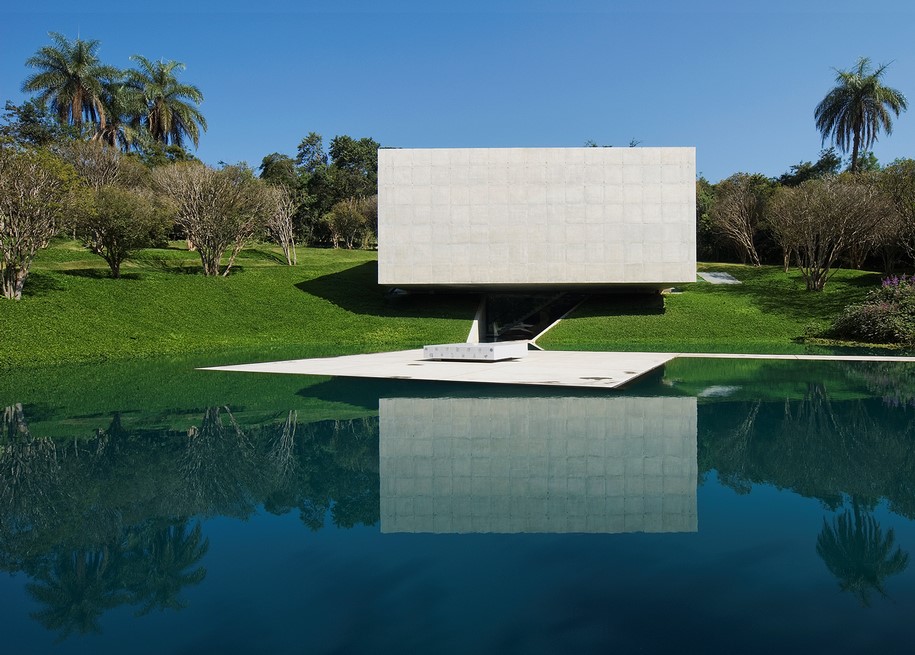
203, 349, 678, 389
202, 349, 915, 390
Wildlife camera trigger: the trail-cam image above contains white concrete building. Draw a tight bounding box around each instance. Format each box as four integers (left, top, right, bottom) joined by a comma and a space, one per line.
378, 147, 696, 289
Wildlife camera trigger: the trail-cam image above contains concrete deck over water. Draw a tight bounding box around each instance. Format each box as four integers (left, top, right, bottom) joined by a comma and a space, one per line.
203, 349, 915, 390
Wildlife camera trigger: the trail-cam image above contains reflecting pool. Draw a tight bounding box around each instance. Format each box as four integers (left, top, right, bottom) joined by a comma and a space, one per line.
2, 356, 915, 653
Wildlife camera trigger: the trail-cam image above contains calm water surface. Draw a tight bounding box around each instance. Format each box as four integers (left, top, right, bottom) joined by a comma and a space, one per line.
2, 357, 915, 653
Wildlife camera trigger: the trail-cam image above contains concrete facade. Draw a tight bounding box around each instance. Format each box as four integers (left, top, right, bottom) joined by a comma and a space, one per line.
379, 395, 698, 534
378, 147, 696, 288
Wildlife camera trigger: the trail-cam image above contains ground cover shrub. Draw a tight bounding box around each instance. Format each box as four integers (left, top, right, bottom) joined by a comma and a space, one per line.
830, 275, 915, 344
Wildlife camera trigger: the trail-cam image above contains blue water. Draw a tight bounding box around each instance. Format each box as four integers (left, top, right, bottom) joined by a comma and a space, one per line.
2, 358, 915, 653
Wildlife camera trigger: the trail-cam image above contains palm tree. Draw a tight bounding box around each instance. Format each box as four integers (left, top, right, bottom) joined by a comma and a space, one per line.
92, 82, 145, 152
126, 55, 207, 149
21, 32, 120, 130
815, 57, 908, 173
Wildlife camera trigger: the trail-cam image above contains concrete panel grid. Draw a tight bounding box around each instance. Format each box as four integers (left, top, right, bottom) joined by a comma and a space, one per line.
378, 147, 696, 288
379, 396, 698, 534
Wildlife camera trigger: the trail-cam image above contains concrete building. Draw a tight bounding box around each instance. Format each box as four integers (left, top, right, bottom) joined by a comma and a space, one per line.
378, 147, 696, 289
379, 395, 698, 534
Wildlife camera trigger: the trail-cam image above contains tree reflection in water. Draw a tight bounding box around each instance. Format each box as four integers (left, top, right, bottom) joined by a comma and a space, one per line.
26, 545, 129, 640
0, 404, 61, 545
700, 377, 915, 605
125, 519, 209, 616
817, 498, 909, 607
0, 402, 380, 640
6, 365, 915, 639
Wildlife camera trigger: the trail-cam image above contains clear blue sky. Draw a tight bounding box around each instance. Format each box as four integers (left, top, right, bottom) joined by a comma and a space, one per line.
3, 0, 914, 182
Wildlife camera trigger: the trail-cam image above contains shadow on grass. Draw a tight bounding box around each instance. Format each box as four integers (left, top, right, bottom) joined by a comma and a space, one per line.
720, 270, 883, 323
569, 293, 665, 318
296, 261, 479, 319
21, 272, 63, 297
138, 256, 203, 275
243, 247, 287, 265
61, 269, 142, 280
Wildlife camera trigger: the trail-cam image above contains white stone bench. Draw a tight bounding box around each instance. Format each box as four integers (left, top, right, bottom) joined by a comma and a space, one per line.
423, 341, 529, 362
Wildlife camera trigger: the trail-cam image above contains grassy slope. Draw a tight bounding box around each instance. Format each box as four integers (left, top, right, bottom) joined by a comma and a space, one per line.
0, 240, 477, 368
539, 263, 883, 353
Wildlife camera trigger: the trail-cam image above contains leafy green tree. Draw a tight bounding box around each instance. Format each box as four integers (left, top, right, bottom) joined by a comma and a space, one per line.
0, 99, 77, 147
328, 135, 379, 199
79, 185, 171, 278
21, 32, 120, 130
854, 151, 881, 173
290, 133, 379, 246
777, 148, 842, 186
695, 176, 727, 261
0, 145, 81, 299
815, 57, 908, 174
126, 56, 207, 149
137, 142, 198, 168
322, 196, 377, 249
295, 132, 327, 173
258, 152, 297, 189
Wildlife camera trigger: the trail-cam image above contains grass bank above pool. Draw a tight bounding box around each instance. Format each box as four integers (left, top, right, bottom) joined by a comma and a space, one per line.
1, 246, 893, 368
538, 264, 883, 354
0, 241, 477, 369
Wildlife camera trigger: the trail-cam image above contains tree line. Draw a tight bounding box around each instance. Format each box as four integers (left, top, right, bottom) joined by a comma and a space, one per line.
3, 38, 913, 304
698, 157, 915, 291
700, 57, 910, 292
0, 32, 381, 300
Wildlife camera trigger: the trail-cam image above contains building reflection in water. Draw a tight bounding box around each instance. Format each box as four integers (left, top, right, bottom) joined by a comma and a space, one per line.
379, 396, 697, 534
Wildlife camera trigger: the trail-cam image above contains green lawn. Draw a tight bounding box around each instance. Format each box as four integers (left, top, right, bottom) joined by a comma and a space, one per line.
0, 240, 478, 369
1, 245, 892, 370
539, 263, 884, 353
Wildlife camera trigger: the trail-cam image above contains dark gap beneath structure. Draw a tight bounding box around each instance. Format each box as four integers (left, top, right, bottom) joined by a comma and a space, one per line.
483, 292, 587, 342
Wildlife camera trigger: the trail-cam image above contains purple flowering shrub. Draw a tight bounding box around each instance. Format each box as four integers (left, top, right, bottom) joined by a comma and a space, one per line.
830, 275, 915, 344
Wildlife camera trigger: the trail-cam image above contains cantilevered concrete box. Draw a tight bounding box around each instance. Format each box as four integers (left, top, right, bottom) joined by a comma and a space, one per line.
378, 147, 696, 289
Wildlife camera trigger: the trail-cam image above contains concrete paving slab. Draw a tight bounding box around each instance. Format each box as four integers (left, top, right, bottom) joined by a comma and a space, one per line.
697, 272, 741, 284
202, 349, 915, 390
203, 349, 679, 389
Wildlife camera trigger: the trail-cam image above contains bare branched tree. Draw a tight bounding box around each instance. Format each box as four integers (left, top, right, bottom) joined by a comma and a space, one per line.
263, 185, 297, 265
152, 162, 268, 276
768, 175, 892, 291
55, 140, 120, 192
881, 159, 915, 267
0, 146, 79, 299
709, 173, 771, 267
